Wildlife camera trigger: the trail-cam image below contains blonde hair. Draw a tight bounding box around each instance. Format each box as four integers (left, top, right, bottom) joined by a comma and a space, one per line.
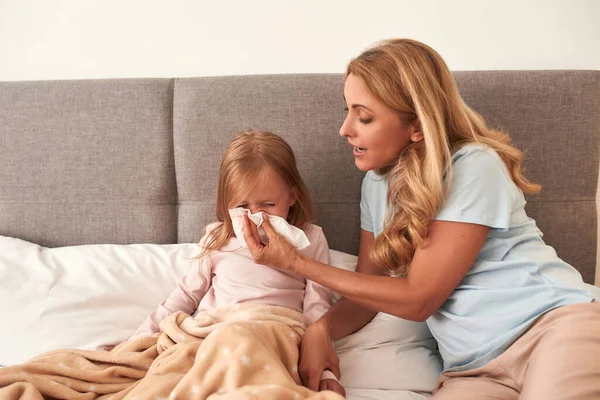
198, 130, 313, 259
347, 39, 541, 276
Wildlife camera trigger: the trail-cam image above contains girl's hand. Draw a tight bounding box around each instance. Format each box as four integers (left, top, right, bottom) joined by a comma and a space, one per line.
242, 213, 300, 271
299, 320, 341, 392
320, 379, 346, 397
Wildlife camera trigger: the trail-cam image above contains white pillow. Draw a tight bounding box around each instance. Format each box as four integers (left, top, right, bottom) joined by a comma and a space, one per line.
0, 235, 198, 365
329, 250, 442, 392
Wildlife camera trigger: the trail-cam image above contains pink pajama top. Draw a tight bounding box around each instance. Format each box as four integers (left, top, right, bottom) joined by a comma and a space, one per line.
134, 222, 333, 338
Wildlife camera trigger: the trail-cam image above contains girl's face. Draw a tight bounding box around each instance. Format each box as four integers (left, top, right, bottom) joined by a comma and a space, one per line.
339, 73, 420, 171
231, 167, 297, 220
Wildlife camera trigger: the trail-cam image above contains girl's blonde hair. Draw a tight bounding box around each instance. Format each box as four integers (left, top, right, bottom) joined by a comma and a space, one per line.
347, 39, 541, 276
198, 130, 313, 259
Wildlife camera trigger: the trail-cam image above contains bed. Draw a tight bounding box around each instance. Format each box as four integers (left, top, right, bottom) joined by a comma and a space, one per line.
1, 71, 599, 399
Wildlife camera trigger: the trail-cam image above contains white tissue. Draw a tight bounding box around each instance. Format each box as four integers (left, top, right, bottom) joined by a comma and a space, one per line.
228, 207, 310, 250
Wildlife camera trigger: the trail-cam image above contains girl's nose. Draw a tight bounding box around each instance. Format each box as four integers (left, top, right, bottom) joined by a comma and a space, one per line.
249, 205, 267, 215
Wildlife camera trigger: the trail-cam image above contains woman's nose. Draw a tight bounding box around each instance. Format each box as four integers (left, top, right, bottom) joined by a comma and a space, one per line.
339, 115, 352, 138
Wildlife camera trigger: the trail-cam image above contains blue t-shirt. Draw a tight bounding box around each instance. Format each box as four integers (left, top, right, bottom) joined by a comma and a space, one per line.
360, 144, 599, 372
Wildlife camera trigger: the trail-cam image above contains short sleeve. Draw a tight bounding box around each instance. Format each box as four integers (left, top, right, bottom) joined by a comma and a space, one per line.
360, 173, 374, 232
435, 148, 515, 230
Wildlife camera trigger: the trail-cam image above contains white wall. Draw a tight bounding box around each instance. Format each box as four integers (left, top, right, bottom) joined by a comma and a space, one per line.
0, 0, 599, 81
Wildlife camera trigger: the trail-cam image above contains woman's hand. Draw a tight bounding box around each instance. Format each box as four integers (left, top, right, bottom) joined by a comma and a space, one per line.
299, 320, 341, 392
242, 213, 300, 271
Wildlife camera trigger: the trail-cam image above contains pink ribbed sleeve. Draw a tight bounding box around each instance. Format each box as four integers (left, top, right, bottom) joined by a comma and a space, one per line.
132, 255, 213, 338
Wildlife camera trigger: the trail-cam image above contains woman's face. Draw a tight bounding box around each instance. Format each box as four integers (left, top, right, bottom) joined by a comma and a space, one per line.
339, 73, 419, 172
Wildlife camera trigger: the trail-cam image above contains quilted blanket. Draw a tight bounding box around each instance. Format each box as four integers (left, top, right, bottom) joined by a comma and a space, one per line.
0, 304, 344, 400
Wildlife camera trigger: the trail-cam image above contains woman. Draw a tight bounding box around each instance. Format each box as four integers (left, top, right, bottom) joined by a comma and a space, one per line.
243, 39, 600, 399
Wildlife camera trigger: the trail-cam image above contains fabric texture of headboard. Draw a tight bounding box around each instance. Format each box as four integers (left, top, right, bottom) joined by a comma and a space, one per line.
1, 71, 599, 283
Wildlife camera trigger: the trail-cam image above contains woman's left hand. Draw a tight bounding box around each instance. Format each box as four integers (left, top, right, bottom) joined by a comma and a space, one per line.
242, 213, 300, 271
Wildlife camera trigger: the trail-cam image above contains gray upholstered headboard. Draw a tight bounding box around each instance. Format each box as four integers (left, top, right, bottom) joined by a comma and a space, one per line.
1, 71, 599, 284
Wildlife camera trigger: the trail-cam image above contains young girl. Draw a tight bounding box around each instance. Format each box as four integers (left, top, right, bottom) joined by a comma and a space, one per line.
242, 40, 600, 399
134, 129, 344, 395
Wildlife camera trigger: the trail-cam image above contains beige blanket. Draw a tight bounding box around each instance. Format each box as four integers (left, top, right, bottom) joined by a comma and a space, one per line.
0, 304, 344, 400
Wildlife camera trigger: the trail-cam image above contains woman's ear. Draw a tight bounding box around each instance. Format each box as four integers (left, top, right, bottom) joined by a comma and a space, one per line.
411, 118, 424, 143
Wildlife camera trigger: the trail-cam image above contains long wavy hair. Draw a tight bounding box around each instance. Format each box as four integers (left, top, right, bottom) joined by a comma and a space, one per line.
198, 130, 314, 259
347, 39, 541, 276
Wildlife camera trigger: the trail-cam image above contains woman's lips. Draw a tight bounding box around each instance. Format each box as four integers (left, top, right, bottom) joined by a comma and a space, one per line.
353, 146, 366, 157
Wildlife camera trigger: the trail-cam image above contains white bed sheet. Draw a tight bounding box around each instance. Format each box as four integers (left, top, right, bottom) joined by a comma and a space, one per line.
346, 388, 430, 400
